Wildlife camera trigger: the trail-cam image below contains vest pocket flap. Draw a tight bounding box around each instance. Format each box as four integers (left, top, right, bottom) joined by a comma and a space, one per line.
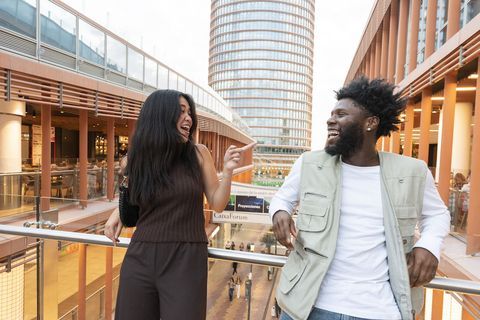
298, 204, 328, 217
279, 251, 308, 294
395, 206, 418, 219
396, 206, 418, 236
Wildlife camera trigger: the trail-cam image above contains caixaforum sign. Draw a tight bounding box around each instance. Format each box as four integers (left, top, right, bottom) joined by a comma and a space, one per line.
212, 182, 278, 225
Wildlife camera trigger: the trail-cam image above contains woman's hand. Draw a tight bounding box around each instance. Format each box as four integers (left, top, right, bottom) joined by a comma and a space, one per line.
223, 142, 256, 172
104, 208, 123, 243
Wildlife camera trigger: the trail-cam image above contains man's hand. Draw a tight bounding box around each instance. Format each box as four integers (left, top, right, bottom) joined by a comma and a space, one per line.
407, 247, 438, 287
272, 211, 297, 249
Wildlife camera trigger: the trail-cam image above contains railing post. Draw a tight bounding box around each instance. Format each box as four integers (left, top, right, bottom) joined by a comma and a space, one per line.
78, 244, 87, 320
105, 247, 113, 320
431, 289, 444, 319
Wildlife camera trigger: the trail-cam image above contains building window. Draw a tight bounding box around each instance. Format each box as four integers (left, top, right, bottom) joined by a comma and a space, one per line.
79, 19, 105, 66
460, 0, 480, 27
0, 0, 37, 39
435, 0, 449, 50
417, 0, 428, 65
40, 0, 76, 54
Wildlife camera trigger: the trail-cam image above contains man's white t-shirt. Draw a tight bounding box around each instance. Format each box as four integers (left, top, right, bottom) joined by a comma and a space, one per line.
314, 162, 401, 319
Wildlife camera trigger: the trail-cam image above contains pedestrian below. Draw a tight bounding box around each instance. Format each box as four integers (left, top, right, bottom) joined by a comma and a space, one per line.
104, 90, 256, 320
239, 242, 245, 251
234, 272, 242, 299
232, 261, 238, 274
228, 276, 235, 302
270, 77, 450, 320
231, 241, 236, 250
245, 277, 252, 301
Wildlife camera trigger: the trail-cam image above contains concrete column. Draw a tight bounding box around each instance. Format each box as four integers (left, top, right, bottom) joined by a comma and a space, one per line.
78, 244, 87, 320
107, 118, 115, 200
435, 109, 444, 183
370, 46, 376, 78
395, 0, 410, 83
105, 247, 113, 320
0, 101, 24, 172
79, 110, 88, 207
41, 105, 51, 211
408, 0, 421, 73
438, 73, 457, 204
419, 88, 432, 163
466, 60, 480, 254
424, 0, 438, 58
380, 15, 390, 78
388, 0, 399, 83
451, 103, 473, 174
447, 0, 461, 39
365, 51, 371, 77
375, 31, 382, 77
0, 101, 25, 209
384, 136, 391, 152
127, 119, 136, 144
404, 103, 415, 157
392, 130, 401, 154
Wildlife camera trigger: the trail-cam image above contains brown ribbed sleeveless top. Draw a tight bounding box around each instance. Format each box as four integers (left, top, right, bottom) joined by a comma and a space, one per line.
131, 162, 207, 243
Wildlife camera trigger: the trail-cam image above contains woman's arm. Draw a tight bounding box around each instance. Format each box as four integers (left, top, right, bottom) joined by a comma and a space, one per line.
196, 142, 255, 212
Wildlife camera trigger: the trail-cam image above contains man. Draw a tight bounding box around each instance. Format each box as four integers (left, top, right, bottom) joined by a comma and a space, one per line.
270, 77, 450, 320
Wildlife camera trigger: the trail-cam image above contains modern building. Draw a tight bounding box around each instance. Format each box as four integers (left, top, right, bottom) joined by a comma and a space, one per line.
0, 1, 254, 318
208, 0, 315, 185
345, 0, 480, 317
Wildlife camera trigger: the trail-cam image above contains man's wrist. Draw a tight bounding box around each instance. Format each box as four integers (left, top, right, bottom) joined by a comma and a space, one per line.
273, 210, 290, 222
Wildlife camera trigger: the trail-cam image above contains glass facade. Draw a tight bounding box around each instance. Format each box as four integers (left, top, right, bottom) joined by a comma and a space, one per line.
209, 0, 315, 181
435, 0, 449, 50
0, 0, 250, 134
460, 0, 480, 27
417, 0, 428, 65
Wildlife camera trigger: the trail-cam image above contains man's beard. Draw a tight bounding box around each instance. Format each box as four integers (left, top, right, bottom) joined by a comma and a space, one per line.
325, 122, 364, 158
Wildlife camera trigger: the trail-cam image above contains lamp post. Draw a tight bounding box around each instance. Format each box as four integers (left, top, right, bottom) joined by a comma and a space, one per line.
246, 272, 252, 320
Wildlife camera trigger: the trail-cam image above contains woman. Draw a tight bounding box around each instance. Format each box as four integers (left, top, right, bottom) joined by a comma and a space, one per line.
104, 90, 255, 319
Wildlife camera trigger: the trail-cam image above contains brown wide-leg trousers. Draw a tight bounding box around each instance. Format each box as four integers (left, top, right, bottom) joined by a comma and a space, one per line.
115, 241, 208, 320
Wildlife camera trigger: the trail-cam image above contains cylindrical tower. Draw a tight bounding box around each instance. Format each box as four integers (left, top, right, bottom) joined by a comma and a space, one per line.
209, 0, 315, 185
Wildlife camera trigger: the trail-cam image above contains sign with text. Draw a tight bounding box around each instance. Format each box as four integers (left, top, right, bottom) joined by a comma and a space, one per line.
212, 182, 279, 225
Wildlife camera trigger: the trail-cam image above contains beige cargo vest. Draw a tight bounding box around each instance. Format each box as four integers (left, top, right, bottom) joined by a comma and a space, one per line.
276, 150, 428, 320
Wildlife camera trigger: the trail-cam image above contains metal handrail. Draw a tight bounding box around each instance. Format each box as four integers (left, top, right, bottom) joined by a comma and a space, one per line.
0, 224, 479, 296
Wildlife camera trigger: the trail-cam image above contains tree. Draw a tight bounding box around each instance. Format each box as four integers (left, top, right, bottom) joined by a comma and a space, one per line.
261, 232, 277, 254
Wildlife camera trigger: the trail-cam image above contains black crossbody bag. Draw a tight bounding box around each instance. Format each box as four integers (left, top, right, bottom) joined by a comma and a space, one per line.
118, 175, 139, 227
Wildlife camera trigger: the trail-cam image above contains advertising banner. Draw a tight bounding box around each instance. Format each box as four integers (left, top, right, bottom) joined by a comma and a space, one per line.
212, 182, 278, 225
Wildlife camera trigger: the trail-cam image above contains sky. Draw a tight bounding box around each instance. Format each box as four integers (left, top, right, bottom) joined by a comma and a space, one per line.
62, 0, 376, 150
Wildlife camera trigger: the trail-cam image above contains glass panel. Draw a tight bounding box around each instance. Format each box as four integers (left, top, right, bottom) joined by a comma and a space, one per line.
435, 0, 449, 49
466, 0, 480, 24
144, 57, 157, 87
158, 65, 168, 89
0, 0, 37, 38
127, 47, 143, 81
106, 36, 126, 73
177, 75, 186, 93
79, 20, 105, 65
40, 0, 76, 54
168, 71, 178, 90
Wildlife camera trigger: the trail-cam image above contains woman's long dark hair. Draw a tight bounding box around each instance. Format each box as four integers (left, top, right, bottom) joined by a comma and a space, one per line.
127, 90, 201, 206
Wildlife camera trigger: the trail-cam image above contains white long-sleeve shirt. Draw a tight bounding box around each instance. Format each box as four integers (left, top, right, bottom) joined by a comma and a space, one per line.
269, 154, 450, 260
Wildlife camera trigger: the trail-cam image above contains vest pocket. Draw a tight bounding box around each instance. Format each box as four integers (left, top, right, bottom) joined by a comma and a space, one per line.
396, 206, 418, 253
296, 205, 329, 232
279, 250, 308, 295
